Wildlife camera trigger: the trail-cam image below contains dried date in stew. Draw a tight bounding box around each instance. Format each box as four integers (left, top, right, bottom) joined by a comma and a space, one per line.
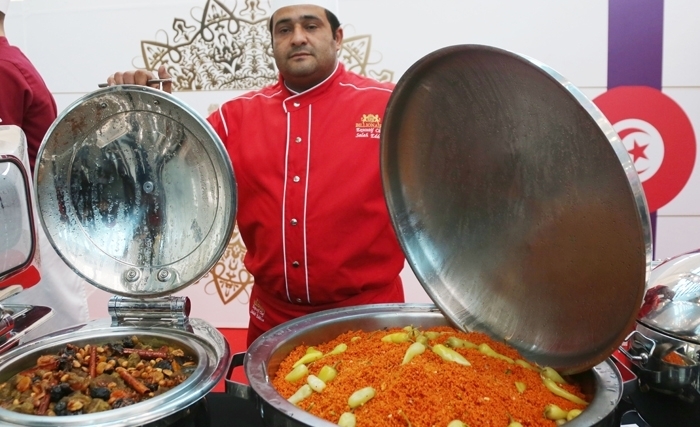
0, 336, 197, 416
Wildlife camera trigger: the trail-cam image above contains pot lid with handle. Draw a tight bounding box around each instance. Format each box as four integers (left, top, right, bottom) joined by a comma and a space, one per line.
381, 44, 652, 374
0, 126, 38, 287
637, 249, 700, 344
34, 85, 237, 298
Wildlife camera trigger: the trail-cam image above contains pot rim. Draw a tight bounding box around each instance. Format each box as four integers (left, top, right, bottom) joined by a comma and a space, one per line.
0, 318, 229, 427
621, 322, 700, 397
634, 321, 700, 354
245, 303, 622, 427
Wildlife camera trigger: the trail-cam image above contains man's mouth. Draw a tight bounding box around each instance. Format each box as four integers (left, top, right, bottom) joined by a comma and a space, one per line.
290, 51, 312, 59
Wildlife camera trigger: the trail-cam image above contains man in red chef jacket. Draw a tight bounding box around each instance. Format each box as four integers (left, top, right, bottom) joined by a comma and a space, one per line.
108, 0, 406, 346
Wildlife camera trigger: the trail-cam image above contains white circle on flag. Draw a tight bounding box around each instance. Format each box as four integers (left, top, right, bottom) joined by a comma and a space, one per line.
613, 118, 664, 182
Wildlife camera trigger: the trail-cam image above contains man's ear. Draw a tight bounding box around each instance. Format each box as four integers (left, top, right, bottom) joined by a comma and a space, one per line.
334, 27, 344, 50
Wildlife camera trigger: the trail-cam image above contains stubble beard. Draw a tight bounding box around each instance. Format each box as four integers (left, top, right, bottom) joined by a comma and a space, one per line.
285, 52, 318, 77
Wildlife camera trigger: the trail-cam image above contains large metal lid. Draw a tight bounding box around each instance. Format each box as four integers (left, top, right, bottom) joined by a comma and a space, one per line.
638, 249, 700, 344
35, 85, 236, 298
382, 45, 651, 374
0, 126, 37, 284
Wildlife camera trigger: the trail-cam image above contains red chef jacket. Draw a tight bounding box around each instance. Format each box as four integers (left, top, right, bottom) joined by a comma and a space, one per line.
208, 63, 405, 341
0, 37, 57, 172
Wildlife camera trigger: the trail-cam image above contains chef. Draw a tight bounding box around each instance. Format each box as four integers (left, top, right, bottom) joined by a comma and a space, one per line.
108, 0, 406, 346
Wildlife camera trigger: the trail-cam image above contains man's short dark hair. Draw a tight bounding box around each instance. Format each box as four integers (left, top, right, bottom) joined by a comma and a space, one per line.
324, 9, 341, 36
268, 9, 341, 40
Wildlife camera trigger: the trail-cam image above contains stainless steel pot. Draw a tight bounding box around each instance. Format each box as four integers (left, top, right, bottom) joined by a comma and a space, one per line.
0, 318, 228, 427
227, 304, 623, 427
622, 249, 700, 397
0, 85, 237, 426
619, 249, 700, 426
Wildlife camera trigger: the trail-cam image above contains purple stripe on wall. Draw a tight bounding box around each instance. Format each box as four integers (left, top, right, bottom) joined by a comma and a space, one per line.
608, 0, 664, 256
608, 0, 664, 89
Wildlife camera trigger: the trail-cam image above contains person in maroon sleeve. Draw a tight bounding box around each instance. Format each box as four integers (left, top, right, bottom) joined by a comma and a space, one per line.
0, 0, 57, 172
107, 0, 406, 347
0, 0, 89, 341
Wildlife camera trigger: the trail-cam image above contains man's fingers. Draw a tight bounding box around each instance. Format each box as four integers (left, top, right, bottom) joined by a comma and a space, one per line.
158, 65, 173, 94
157, 65, 172, 80
133, 69, 156, 86
112, 71, 125, 85
105, 69, 170, 92
122, 71, 133, 84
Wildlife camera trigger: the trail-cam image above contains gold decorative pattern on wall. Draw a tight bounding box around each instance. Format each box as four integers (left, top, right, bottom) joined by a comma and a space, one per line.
192, 224, 254, 305
147, 0, 394, 305
340, 34, 394, 83
137, 0, 394, 91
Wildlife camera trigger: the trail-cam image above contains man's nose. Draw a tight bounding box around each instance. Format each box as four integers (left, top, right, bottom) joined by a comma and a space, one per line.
290, 25, 308, 45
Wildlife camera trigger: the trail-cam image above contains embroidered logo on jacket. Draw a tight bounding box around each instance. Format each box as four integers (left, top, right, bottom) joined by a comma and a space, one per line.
251, 298, 266, 323
356, 114, 382, 139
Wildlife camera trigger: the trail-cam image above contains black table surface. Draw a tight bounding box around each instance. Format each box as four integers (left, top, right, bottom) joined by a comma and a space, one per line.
168, 392, 263, 427
197, 392, 654, 427
207, 393, 263, 427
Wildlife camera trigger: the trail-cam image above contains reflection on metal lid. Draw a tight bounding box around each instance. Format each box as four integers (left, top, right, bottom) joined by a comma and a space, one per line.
35, 85, 236, 298
639, 249, 700, 343
381, 45, 651, 374
0, 126, 35, 283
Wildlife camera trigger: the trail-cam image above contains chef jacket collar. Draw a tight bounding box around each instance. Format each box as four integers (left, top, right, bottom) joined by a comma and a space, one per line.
283, 60, 340, 95
281, 62, 343, 112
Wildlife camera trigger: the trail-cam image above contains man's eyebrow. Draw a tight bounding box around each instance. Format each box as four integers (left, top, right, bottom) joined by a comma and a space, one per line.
274, 14, 323, 28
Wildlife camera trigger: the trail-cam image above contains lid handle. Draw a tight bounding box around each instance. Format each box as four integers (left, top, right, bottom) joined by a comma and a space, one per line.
0, 305, 15, 340
108, 296, 191, 328
619, 330, 656, 365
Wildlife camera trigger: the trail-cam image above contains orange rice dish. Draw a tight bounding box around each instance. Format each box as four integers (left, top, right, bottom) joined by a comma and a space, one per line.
272, 326, 588, 427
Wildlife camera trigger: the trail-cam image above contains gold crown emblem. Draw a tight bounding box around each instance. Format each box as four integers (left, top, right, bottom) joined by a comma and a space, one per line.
360, 114, 381, 124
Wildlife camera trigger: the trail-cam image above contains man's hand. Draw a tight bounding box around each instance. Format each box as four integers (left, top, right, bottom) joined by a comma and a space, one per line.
106, 65, 173, 94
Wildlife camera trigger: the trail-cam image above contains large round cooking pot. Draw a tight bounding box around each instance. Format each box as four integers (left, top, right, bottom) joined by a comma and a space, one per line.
0, 318, 228, 427
620, 249, 700, 426
227, 304, 623, 427
0, 85, 237, 426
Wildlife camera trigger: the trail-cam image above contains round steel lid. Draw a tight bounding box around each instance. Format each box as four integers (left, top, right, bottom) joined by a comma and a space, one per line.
381, 45, 651, 374
35, 85, 236, 298
0, 126, 37, 284
638, 249, 700, 344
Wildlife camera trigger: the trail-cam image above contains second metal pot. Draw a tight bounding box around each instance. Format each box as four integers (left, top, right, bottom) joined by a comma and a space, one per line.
619, 249, 700, 426
229, 303, 623, 427
0, 318, 229, 427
